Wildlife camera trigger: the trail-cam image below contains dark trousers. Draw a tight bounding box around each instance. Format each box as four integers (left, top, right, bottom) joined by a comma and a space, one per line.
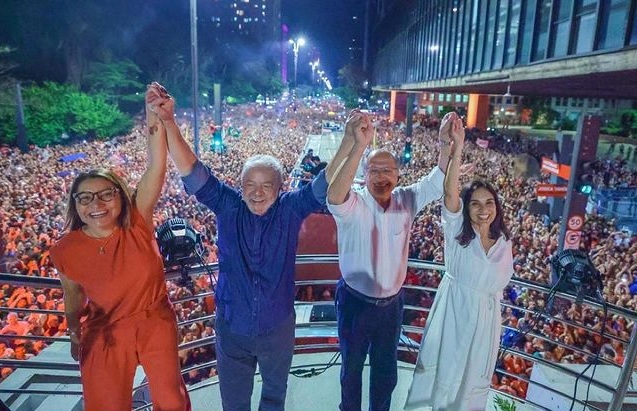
335, 279, 404, 411
215, 313, 295, 411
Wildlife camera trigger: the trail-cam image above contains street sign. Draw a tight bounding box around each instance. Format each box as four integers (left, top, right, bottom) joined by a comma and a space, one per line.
567, 215, 584, 231
536, 183, 568, 197
541, 157, 571, 180
541, 157, 559, 175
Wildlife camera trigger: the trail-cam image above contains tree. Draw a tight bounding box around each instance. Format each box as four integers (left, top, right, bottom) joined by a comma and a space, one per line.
83, 58, 144, 113
0, 82, 131, 147
333, 86, 359, 109
338, 64, 367, 95
522, 96, 558, 129
335, 63, 370, 108
0, 46, 17, 86
619, 110, 637, 138
0, 46, 19, 144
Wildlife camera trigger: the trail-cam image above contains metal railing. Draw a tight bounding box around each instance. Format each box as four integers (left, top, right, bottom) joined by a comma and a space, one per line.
0, 255, 635, 411
590, 187, 637, 223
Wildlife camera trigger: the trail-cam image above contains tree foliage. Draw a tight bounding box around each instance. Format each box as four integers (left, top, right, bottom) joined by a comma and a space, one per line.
335, 63, 370, 109
0, 45, 17, 86
619, 109, 637, 137
0, 82, 131, 146
601, 109, 637, 138
338, 64, 367, 95
83, 58, 144, 113
522, 97, 559, 129
333, 86, 359, 109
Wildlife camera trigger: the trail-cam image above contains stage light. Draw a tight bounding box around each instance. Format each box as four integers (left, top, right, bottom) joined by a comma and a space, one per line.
155, 218, 203, 267
550, 249, 604, 302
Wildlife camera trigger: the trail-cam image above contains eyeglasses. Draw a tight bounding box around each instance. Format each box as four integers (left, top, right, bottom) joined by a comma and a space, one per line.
73, 187, 120, 205
367, 167, 398, 176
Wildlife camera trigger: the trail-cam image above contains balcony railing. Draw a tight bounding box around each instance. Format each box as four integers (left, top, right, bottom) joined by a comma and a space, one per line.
0, 255, 635, 411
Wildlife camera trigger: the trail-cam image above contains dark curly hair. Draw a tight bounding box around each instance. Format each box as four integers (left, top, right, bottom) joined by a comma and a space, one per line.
455, 180, 511, 247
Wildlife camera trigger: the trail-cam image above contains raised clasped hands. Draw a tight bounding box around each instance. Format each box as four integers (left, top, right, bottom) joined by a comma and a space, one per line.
145, 82, 175, 126
449, 113, 465, 146
345, 110, 373, 147
438, 112, 456, 144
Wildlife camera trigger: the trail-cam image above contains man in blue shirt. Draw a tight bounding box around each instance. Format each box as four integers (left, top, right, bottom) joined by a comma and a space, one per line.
147, 82, 361, 411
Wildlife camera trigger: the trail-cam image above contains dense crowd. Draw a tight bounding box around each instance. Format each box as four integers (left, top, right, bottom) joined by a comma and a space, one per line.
0, 97, 635, 400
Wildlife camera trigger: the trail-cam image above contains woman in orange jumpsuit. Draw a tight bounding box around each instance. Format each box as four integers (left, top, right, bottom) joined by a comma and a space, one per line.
50, 84, 190, 411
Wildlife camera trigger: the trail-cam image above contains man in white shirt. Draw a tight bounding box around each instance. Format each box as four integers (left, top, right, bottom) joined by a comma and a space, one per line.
327, 112, 454, 411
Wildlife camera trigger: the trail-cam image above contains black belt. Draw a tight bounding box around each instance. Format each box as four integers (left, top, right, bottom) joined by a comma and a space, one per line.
342, 281, 400, 307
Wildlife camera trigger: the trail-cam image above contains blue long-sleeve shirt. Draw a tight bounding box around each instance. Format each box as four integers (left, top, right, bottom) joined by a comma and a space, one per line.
182, 161, 327, 336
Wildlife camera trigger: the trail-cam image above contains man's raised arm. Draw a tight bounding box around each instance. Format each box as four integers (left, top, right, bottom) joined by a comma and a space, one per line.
327, 114, 373, 205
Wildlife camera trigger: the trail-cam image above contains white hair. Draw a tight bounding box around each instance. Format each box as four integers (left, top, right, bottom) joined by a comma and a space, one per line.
241, 154, 284, 184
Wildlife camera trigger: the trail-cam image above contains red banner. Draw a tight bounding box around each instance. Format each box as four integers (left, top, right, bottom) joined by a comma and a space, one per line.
536, 183, 568, 197
541, 157, 559, 175
541, 157, 571, 180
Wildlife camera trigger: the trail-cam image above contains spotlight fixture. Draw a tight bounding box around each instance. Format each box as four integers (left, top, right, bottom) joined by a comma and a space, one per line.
156, 218, 203, 267
550, 249, 604, 302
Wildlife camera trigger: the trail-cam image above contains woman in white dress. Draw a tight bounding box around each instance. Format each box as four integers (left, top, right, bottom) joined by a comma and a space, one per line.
405, 113, 514, 411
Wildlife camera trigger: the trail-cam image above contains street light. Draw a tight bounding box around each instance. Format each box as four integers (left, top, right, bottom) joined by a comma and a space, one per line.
309, 59, 320, 83
289, 37, 306, 89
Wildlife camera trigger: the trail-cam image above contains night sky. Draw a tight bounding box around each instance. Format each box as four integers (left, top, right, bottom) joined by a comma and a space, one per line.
0, 0, 363, 88
282, 0, 362, 83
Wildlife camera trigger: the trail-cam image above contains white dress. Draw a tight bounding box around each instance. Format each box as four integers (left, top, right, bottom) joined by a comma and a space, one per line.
404, 203, 513, 411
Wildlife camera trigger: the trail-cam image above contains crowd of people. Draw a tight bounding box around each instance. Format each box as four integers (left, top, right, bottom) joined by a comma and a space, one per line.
0, 96, 635, 404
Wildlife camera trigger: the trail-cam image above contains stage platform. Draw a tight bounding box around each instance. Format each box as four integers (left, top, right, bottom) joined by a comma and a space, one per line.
187, 352, 540, 411
0, 344, 539, 411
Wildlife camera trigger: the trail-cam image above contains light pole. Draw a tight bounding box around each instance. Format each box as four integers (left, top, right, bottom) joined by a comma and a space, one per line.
289, 37, 305, 89
309, 59, 320, 83
190, 0, 199, 156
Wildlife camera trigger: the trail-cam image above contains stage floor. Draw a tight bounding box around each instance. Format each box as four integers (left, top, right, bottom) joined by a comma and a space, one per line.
188, 352, 540, 411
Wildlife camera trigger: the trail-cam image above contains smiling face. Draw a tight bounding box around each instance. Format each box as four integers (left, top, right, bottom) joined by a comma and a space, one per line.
241, 165, 281, 216
364, 150, 399, 205
468, 187, 497, 230
74, 177, 122, 236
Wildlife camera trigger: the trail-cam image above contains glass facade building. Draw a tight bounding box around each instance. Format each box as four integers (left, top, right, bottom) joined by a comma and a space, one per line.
372, 0, 637, 89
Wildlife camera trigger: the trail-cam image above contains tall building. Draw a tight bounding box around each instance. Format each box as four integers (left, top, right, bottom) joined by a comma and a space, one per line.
208, 0, 282, 81
210, 0, 281, 42
369, 0, 637, 128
